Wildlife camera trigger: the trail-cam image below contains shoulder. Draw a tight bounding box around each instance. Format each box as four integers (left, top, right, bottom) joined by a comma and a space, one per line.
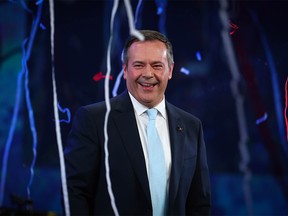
166, 101, 201, 124
82, 101, 106, 113
166, 101, 203, 135
75, 90, 131, 118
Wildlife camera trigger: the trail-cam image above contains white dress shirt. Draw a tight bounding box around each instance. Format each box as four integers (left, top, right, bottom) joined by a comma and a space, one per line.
128, 92, 172, 191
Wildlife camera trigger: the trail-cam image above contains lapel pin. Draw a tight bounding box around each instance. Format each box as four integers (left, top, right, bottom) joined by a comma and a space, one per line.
176, 126, 183, 132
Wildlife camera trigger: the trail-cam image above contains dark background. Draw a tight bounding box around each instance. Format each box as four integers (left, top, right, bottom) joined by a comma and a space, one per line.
0, 0, 287, 214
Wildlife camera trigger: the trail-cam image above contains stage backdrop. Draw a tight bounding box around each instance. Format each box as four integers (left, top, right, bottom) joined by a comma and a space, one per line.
0, 0, 287, 215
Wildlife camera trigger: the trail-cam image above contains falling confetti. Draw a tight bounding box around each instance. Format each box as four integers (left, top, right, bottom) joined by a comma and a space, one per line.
180, 67, 190, 75
57, 102, 71, 123
93, 72, 113, 82
219, 0, 253, 214
256, 112, 268, 125
112, 69, 124, 97
0, 1, 43, 206
285, 77, 288, 142
230, 21, 239, 35
251, 10, 287, 154
49, 0, 70, 215
196, 51, 202, 61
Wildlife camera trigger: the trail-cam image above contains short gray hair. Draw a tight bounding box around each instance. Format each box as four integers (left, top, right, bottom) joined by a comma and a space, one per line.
121, 30, 174, 68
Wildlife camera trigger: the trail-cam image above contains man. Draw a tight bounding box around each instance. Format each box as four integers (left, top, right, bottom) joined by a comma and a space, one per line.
65, 30, 211, 215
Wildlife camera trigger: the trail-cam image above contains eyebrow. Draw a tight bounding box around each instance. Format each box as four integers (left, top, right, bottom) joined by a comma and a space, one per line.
132, 60, 164, 65
151, 61, 164, 65
132, 61, 145, 64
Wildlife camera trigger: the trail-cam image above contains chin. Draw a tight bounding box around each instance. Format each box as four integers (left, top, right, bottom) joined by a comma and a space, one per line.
139, 98, 154, 106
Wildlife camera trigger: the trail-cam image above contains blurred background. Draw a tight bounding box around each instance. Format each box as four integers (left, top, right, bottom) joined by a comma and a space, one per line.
0, 0, 288, 215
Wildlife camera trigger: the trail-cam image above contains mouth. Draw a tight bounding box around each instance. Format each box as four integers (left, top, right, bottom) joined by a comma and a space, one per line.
139, 82, 157, 88
138, 82, 158, 91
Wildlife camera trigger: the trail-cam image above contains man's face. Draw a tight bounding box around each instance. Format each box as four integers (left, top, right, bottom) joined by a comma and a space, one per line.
123, 40, 174, 108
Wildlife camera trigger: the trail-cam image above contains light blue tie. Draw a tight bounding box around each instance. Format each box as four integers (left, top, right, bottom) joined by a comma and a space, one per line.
146, 108, 167, 216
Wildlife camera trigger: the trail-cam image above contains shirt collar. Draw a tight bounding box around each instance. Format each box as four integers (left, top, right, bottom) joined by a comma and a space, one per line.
128, 92, 167, 119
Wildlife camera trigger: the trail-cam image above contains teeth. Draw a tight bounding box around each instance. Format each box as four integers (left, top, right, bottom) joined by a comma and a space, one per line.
142, 83, 153, 87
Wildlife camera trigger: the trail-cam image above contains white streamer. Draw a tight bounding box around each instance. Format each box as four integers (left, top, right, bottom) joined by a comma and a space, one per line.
124, 0, 144, 41
111, 0, 144, 97
49, 0, 70, 215
104, 0, 120, 215
104, 1, 145, 214
218, 0, 254, 215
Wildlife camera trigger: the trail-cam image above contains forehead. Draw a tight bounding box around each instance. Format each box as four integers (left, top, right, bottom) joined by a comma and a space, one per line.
128, 40, 168, 61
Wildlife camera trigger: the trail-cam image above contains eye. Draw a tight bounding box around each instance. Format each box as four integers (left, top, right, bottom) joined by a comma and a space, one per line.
153, 64, 163, 69
133, 63, 144, 69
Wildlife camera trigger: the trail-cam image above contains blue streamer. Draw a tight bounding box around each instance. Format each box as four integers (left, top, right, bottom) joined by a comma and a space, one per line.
40, 23, 46, 30
196, 51, 202, 61
0, 1, 43, 206
134, 0, 143, 28
155, 0, 167, 35
251, 11, 288, 156
24, 43, 38, 200
57, 102, 71, 123
25, 2, 43, 201
180, 67, 190, 75
256, 113, 268, 125
112, 69, 124, 97
0, 42, 25, 206
219, 0, 254, 214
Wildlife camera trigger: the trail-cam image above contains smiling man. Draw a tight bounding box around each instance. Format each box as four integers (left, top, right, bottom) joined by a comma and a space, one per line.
65, 30, 211, 215
123, 38, 173, 108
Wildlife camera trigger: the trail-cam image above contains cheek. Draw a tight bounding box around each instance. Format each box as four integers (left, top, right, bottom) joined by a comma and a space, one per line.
126, 70, 140, 81
158, 72, 170, 82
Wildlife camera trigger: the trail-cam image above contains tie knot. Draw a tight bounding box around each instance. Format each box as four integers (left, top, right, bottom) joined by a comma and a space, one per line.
147, 108, 158, 120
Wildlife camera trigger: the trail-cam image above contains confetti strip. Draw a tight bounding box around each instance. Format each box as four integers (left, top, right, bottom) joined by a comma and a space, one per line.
134, 0, 143, 28
112, 69, 124, 97
0, 41, 25, 206
255, 112, 268, 125
218, 0, 254, 215
111, 0, 144, 98
24, 41, 38, 200
103, 0, 120, 214
93, 72, 113, 82
57, 102, 71, 123
24, 2, 44, 200
155, 0, 167, 35
104, 1, 144, 214
250, 11, 288, 155
196, 51, 202, 61
229, 21, 239, 35
285, 77, 288, 142
48, 0, 70, 215
180, 67, 190, 75
0, 2, 43, 206
123, 0, 144, 41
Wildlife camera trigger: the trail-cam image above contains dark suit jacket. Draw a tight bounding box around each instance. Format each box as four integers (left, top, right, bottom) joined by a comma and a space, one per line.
65, 90, 211, 215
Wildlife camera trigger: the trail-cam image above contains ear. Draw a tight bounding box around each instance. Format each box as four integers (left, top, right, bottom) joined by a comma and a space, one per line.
123, 64, 127, 80
168, 63, 174, 80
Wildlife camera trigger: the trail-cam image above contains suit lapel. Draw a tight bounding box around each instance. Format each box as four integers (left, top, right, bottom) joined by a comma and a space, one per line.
166, 102, 185, 206
109, 93, 185, 207
111, 91, 151, 203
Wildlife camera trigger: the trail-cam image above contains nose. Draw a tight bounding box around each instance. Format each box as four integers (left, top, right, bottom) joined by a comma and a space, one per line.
142, 65, 153, 78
